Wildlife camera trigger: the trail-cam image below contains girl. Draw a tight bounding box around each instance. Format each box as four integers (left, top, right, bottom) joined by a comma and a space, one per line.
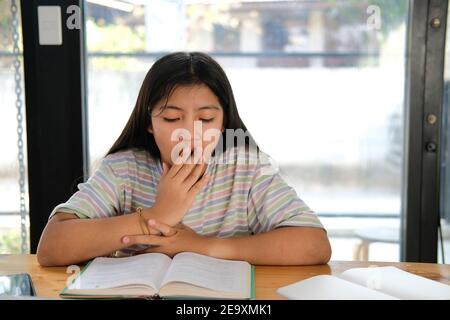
37, 52, 331, 267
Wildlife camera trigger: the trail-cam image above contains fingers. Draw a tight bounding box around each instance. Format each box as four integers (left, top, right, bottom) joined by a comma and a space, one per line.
162, 162, 169, 175
121, 234, 165, 246
167, 148, 195, 178
173, 152, 199, 182
165, 148, 209, 190
148, 219, 178, 237
147, 225, 163, 235
174, 164, 197, 183
183, 162, 207, 187
166, 151, 186, 178
188, 173, 210, 197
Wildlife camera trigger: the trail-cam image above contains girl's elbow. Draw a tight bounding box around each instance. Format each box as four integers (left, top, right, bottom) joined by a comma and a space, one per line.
37, 252, 51, 267
37, 242, 55, 267
307, 232, 332, 265
37, 238, 62, 267
36, 226, 68, 267
37, 244, 71, 267
317, 240, 332, 264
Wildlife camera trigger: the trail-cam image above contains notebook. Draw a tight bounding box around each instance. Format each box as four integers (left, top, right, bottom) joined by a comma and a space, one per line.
61, 252, 254, 299
277, 266, 450, 300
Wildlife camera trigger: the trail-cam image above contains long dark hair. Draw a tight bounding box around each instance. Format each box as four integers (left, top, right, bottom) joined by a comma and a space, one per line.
107, 52, 255, 159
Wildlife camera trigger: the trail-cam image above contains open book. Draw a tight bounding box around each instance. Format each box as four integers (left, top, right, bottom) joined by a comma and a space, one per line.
277, 266, 450, 300
61, 252, 254, 299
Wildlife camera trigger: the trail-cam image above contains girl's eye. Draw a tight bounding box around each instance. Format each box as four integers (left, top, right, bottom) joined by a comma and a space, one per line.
163, 118, 180, 122
200, 118, 214, 123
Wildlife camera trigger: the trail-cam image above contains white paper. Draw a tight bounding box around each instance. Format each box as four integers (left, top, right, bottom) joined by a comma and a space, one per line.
38, 6, 62, 45
277, 275, 397, 300
162, 252, 250, 293
70, 253, 172, 291
340, 266, 450, 300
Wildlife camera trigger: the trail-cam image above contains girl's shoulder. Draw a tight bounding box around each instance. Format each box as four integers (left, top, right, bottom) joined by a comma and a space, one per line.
101, 148, 159, 175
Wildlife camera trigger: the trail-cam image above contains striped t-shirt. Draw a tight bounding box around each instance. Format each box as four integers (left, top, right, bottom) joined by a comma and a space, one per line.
50, 146, 324, 243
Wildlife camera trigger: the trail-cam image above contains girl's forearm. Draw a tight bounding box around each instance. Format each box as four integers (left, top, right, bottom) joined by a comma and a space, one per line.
204, 227, 332, 265
37, 208, 163, 267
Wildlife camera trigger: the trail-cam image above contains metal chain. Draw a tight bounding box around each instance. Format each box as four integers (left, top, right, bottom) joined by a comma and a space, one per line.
10, 0, 28, 253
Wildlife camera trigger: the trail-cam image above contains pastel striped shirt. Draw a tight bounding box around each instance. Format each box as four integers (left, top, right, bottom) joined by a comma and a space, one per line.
50, 146, 324, 243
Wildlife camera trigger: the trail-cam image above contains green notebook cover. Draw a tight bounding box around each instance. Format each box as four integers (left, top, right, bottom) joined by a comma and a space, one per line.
250, 265, 256, 300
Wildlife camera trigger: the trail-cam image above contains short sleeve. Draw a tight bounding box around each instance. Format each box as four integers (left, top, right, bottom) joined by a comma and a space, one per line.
247, 155, 325, 233
49, 159, 123, 220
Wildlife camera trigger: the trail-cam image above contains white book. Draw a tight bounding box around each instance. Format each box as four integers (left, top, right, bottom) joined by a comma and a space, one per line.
277, 266, 450, 300
61, 252, 254, 299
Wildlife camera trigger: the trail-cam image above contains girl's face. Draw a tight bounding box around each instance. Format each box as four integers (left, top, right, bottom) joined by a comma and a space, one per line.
149, 84, 224, 167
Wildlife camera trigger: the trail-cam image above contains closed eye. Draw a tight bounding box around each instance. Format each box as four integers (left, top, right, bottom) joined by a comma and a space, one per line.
200, 118, 214, 123
163, 118, 180, 122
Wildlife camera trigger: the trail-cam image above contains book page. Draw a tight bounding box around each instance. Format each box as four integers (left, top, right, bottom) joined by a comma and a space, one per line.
69, 253, 172, 291
340, 266, 450, 300
277, 275, 397, 300
161, 252, 250, 294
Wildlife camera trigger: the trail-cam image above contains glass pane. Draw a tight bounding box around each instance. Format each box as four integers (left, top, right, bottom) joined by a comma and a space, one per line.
0, 0, 29, 254
439, 6, 450, 264
85, 0, 409, 261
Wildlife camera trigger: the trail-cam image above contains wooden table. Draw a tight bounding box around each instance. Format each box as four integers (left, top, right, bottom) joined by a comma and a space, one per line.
1, 254, 450, 299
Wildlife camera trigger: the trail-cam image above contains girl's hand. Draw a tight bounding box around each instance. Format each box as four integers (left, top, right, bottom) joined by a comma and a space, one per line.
151, 150, 210, 226
122, 219, 209, 258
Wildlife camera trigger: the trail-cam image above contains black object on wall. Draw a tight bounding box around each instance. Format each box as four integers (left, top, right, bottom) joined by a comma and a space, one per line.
20, 0, 88, 253
402, 0, 448, 262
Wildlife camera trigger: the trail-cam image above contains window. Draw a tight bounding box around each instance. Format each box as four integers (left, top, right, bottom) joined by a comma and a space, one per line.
439, 6, 450, 264
0, 0, 29, 254
85, 0, 409, 261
